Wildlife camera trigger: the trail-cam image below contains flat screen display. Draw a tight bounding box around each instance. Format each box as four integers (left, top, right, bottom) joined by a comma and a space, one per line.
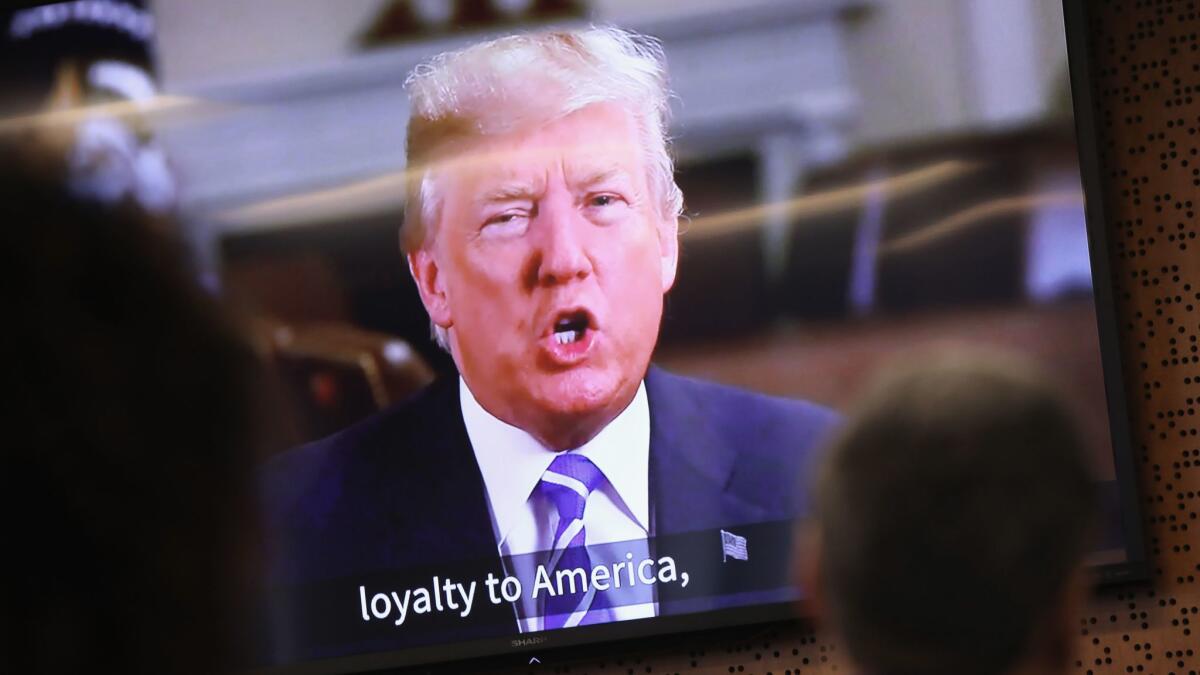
106, 0, 1147, 671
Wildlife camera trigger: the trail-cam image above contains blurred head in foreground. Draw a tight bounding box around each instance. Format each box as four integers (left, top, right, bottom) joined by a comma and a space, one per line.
403, 27, 681, 450
0, 146, 260, 674
801, 354, 1097, 675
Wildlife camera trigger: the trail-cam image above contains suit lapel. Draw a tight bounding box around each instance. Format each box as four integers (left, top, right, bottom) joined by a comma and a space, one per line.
387, 376, 500, 565
646, 365, 738, 536
648, 365, 768, 612
379, 377, 516, 635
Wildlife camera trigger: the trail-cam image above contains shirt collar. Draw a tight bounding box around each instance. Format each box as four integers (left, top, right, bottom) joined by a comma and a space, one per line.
460, 377, 651, 546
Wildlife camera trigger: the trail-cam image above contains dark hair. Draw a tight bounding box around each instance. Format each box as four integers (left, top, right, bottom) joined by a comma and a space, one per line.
0, 147, 261, 674
813, 354, 1097, 675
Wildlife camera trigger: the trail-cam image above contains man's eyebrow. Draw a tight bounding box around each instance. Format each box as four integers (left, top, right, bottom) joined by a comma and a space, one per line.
576, 167, 634, 188
477, 183, 539, 203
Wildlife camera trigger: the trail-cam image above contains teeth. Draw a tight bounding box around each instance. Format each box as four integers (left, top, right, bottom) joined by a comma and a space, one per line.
554, 330, 580, 345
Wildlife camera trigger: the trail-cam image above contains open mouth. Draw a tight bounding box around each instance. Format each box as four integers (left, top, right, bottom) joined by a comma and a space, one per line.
539, 307, 598, 366
552, 310, 591, 345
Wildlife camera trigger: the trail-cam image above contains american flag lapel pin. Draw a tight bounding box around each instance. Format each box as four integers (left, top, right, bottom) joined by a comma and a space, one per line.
720, 529, 748, 563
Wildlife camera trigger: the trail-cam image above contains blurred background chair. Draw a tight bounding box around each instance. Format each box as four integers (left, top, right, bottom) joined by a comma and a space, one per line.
250, 319, 434, 444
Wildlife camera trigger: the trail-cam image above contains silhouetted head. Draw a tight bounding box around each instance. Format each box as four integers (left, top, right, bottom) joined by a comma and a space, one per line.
0, 145, 261, 674
802, 353, 1097, 675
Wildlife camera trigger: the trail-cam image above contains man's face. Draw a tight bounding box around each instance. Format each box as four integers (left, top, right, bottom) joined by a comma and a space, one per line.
409, 102, 678, 449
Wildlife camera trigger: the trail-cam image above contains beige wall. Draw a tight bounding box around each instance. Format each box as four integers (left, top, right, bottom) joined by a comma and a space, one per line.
151, 0, 388, 86
843, 0, 1072, 147
843, 0, 970, 146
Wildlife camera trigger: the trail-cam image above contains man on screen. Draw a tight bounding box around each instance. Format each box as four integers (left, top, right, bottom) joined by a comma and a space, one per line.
263, 26, 837, 645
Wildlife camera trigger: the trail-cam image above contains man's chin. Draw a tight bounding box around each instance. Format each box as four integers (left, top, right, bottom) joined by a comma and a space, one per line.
530, 368, 634, 422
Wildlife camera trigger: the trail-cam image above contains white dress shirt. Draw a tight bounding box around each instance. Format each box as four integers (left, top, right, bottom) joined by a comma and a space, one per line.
460, 377, 657, 632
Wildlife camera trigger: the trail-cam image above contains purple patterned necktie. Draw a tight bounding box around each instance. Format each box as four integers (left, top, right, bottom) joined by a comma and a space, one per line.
536, 453, 611, 630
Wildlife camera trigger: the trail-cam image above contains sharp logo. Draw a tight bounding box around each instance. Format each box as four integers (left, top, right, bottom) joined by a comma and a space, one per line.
512, 636, 548, 648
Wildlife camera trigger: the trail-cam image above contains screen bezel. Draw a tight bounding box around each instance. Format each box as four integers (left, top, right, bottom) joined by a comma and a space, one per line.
1061, 0, 1150, 586
257, 601, 803, 675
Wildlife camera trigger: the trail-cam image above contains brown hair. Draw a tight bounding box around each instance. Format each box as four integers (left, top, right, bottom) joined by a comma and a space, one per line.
813, 353, 1098, 675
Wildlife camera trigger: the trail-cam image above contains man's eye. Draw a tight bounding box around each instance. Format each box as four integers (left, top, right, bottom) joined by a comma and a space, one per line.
484, 211, 527, 227
480, 211, 529, 237
589, 194, 621, 207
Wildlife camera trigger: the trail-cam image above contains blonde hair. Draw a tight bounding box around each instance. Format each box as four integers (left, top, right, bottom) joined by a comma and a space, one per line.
401, 25, 684, 253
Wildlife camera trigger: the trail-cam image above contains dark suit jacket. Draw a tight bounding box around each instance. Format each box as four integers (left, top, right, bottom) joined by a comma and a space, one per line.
260, 365, 838, 661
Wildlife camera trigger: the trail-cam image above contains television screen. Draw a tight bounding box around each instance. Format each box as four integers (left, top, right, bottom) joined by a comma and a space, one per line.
47, 0, 1143, 671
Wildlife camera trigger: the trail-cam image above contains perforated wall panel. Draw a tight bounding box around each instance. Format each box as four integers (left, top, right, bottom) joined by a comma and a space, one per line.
1070, 2, 1200, 675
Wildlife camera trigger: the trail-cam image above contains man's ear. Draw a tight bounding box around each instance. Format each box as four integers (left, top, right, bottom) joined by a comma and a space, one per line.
659, 216, 680, 293
793, 521, 826, 622
408, 247, 453, 330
